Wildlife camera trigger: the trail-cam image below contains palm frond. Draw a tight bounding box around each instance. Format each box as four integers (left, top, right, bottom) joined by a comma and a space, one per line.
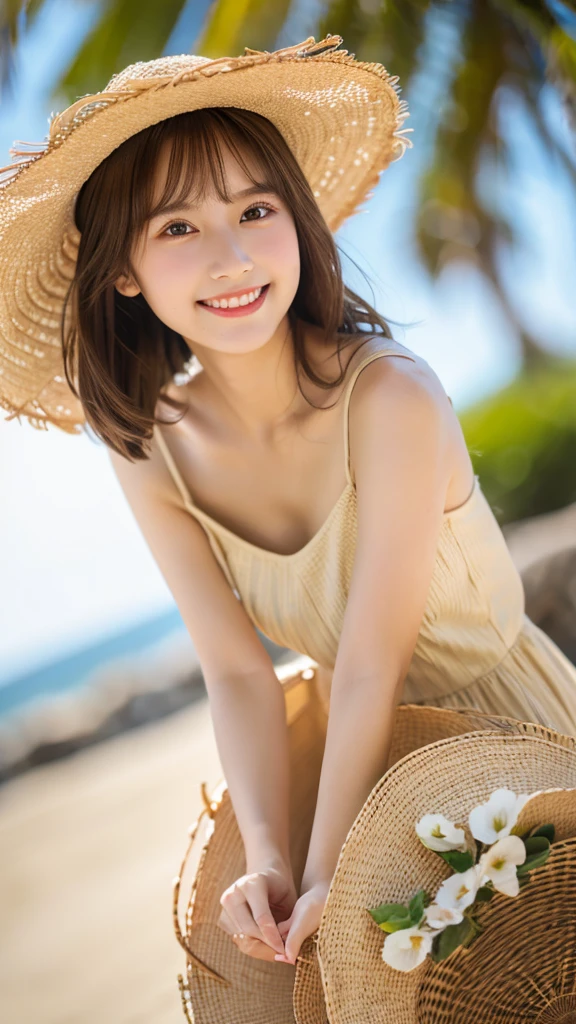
196, 0, 293, 57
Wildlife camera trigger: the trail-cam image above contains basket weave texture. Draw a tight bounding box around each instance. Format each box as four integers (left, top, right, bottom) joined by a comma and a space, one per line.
315, 733, 576, 1024
172, 663, 576, 1024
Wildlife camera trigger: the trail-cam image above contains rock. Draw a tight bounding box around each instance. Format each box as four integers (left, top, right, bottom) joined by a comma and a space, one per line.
520, 547, 576, 666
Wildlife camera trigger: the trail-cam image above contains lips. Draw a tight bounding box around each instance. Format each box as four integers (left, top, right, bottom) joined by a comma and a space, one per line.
198, 284, 268, 307
196, 283, 271, 318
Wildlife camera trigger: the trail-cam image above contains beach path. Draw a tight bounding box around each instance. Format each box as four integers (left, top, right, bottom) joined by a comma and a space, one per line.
0, 695, 224, 1024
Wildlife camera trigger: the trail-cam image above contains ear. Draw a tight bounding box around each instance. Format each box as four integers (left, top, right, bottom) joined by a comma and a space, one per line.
114, 272, 141, 298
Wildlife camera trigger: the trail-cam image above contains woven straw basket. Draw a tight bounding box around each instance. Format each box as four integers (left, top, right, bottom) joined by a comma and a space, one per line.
172, 658, 576, 1023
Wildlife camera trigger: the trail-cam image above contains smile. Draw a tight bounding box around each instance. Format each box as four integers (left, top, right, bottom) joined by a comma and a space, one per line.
197, 284, 270, 317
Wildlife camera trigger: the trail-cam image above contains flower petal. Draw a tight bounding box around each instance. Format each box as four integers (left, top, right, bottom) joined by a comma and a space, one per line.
469, 789, 524, 844
415, 813, 466, 852
435, 866, 482, 911
382, 926, 433, 972
424, 904, 464, 931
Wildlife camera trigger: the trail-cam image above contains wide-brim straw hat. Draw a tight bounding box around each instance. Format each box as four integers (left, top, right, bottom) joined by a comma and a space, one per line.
0, 33, 412, 436
173, 656, 327, 1023
172, 655, 575, 1024
302, 722, 576, 1024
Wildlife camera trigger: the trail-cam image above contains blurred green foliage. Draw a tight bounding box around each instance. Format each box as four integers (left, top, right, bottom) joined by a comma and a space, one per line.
460, 357, 576, 524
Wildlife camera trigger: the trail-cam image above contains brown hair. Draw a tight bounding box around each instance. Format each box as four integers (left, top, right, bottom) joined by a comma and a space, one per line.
64, 107, 397, 460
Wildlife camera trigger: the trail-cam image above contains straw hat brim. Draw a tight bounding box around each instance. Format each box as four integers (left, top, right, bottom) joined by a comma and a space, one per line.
173, 666, 572, 1024
174, 658, 328, 1024
0, 34, 412, 434
313, 728, 576, 1024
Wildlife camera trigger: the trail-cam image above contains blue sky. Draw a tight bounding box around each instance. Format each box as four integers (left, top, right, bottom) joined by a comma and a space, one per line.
1, 1, 575, 685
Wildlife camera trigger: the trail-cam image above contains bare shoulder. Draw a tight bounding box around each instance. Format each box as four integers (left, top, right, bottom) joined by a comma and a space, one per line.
348, 339, 453, 425
106, 426, 180, 508
347, 339, 474, 506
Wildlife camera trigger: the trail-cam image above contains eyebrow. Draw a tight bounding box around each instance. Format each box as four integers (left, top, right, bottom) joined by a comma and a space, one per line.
149, 185, 277, 220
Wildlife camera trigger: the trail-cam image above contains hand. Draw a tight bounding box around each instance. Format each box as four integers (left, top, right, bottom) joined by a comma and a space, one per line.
217, 864, 298, 962
274, 879, 331, 965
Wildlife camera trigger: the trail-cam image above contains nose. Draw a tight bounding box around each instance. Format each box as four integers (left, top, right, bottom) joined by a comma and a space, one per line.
208, 234, 254, 283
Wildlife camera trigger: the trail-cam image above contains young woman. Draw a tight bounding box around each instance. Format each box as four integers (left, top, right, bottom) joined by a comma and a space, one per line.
2, 37, 576, 973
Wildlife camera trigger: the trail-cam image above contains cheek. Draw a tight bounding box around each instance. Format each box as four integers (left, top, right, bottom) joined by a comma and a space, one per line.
145, 244, 194, 283
259, 223, 300, 280
139, 246, 199, 314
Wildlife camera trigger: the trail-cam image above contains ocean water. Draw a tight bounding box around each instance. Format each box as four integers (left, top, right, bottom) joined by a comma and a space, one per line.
0, 608, 187, 721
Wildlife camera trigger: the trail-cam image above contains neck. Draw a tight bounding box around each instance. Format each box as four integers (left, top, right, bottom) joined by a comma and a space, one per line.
185, 318, 326, 443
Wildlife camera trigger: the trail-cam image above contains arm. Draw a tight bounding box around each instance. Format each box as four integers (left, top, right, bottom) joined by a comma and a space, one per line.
107, 444, 291, 874
300, 355, 453, 891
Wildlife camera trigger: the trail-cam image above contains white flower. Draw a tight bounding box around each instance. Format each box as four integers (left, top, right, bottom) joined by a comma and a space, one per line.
415, 813, 467, 852
478, 835, 526, 897
424, 904, 464, 931
435, 865, 482, 911
468, 788, 530, 845
382, 926, 434, 972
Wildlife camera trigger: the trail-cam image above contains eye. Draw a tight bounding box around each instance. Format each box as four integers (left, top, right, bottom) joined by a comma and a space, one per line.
157, 201, 272, 237
164, 221, 192, 237
240, 202, 276, 222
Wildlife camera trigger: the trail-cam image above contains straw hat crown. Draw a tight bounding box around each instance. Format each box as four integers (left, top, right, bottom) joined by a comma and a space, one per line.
0, 34, 411, 434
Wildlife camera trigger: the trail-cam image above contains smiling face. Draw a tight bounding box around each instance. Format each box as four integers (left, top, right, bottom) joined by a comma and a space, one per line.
114, 133, 301, 358
70, 108, 385, 460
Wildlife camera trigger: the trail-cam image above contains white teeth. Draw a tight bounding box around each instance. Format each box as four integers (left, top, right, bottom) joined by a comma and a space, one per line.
204, 286, 263, 309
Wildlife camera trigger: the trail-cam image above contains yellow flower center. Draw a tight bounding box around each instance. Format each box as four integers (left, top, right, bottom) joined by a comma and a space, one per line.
410, 934, 424, 951
456, 884, 470, 901
431, 825, 446, 838
492, 814, 506, 832
492, 857, 505, 871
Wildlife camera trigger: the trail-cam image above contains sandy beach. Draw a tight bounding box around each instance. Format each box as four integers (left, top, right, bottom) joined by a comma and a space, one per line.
0, 694, 223, 1024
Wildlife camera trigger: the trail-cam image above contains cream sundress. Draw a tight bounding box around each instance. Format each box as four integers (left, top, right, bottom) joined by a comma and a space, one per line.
154, 337, 576, 735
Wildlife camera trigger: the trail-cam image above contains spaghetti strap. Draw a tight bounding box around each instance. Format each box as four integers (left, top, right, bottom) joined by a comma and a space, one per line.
342, 340, 417, 486
153, 425, 241, 598
153, 424, 196, 510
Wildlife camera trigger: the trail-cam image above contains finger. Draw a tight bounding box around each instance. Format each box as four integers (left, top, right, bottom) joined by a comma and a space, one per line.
283, 916, 310, 965
220, 878, 286, 954
231, 931, 278, 962
217, 907, 238, 935
220, 886, 270, 945
241, 876, 286, 954
219, 910, 285, 964
241, 876, 287, 954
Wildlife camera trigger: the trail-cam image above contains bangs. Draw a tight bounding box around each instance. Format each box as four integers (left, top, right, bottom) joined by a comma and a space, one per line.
129, 109, 280, 236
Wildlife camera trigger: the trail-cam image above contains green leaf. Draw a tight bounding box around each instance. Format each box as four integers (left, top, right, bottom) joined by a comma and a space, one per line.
431, 918, 475, 962
409, 890, 427, 927
510, 825, 530, 839
463, 920, 483, 949
368, 902, 412, 933
531, 823, 555, 843
474, 885, 495, 903
439, 850, 475, 873
523, 835, 551, 855
517, 836, 551, 876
